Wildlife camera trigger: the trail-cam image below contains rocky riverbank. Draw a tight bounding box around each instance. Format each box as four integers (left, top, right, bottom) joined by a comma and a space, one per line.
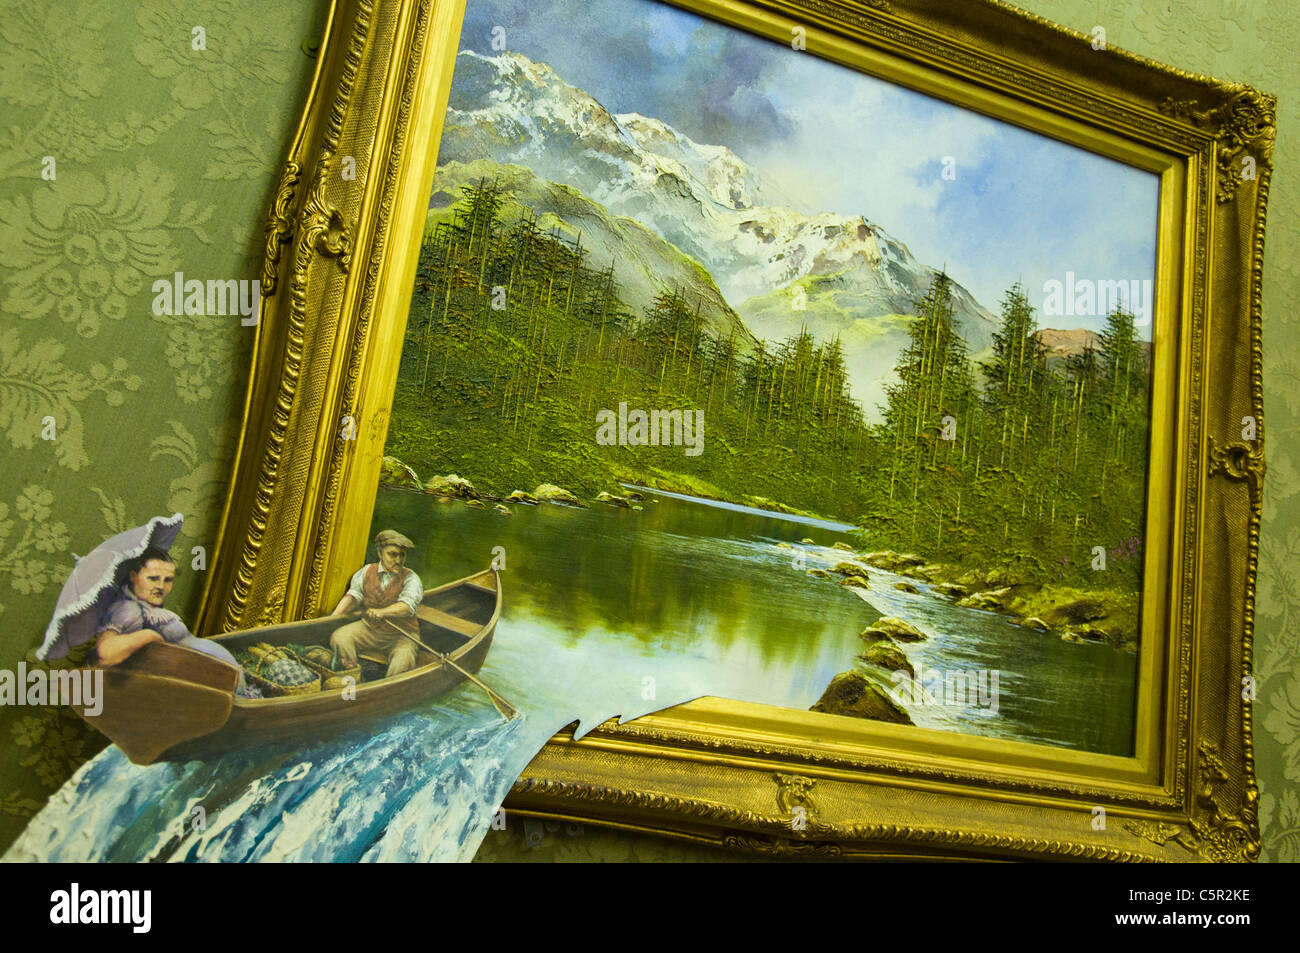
379, 455, 838, 522
379, 456, 648, 513
380, 458, 1137, 730
804, 545, 1140, 726
804, 546, 1139, 652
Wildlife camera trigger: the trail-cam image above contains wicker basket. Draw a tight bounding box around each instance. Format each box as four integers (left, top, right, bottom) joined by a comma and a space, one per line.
238, 647, 323, 697
241, 668, 313, 698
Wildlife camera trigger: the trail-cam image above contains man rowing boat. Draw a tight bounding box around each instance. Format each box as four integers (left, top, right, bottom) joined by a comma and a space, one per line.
328, 529, 424, 678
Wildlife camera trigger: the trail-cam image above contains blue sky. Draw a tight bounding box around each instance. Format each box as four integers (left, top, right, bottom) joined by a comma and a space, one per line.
457, 0, 1159, 336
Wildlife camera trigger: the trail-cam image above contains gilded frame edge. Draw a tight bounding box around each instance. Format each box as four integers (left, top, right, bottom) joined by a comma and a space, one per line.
196, 0, 1273, 861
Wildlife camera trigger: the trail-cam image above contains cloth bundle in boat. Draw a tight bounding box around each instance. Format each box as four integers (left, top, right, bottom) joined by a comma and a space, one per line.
298, 645, 334, 668
239, 643, 321, 696
291, 643, 362, 691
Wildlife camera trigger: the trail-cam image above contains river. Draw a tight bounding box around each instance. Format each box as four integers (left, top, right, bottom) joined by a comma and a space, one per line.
371, 484, 1136, 752
4, 486, 1135, 862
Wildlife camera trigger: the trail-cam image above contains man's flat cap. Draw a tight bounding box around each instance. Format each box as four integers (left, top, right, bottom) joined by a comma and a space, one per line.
374, 529, 415, 550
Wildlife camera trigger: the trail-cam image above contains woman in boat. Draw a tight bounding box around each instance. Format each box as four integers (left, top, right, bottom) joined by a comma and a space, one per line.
327, 530, 424, 678
94, 547, 255, 695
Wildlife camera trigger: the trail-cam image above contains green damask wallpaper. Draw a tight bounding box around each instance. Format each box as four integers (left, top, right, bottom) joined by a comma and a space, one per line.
0, 0, 328, 839
0, 0, 1293, 861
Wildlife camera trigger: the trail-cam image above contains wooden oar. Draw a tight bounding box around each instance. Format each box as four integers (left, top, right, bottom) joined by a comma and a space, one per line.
383, 618, 518, 719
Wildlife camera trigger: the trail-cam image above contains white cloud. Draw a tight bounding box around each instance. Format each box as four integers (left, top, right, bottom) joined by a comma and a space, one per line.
717, 48, 1159, 334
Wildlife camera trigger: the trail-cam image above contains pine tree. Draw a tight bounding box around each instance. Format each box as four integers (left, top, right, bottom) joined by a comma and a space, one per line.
981, 282, 1047, 469
1095, 305, 1147, 501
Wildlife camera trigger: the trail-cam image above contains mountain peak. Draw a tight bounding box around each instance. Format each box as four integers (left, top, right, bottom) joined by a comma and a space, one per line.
613, 112, 771, 210
436, 48, 998, 416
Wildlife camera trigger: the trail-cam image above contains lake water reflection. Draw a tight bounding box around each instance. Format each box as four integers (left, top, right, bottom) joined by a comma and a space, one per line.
372, 486, 1137, 755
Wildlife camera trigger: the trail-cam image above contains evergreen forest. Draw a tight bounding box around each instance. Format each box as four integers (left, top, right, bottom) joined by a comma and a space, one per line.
386, 179, 1150, 591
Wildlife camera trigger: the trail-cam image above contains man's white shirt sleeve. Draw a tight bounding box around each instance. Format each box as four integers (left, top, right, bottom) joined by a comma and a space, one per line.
399, 571, 423, 615
345, 566, 368, 604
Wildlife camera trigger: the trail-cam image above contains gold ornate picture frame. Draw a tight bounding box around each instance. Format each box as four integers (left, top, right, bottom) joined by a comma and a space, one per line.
195, 0, 1273, 861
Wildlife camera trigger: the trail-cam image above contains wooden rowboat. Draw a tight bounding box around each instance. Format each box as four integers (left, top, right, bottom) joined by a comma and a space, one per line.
78, 569, 502, 765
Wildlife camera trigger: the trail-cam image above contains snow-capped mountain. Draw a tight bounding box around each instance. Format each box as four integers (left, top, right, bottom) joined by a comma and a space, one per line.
437, 49, 999, 412
614, 113, 783, 211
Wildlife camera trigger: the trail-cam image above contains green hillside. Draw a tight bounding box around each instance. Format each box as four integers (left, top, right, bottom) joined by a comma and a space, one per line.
388, 176, 1150, 596
737, 271, 917, 417
427, 160, 756, 351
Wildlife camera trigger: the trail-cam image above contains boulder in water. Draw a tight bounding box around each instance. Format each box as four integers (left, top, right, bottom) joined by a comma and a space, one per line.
595, 491, 635, 508
506, 490, 539, 505
863, 551, 927, 573
1074, 625, 1109, 642
932, 582, 970, 600
861, 617, 927, 643
959, 587, 1015, 612
534, 484, 587, 507
859, 642, 914, 678
379, 456, 421, 489
424, 473, 478, 499
811, 672, 913, 725
831, 561, 870, 582
894, 581, 920, 594
832, 541, 855, 552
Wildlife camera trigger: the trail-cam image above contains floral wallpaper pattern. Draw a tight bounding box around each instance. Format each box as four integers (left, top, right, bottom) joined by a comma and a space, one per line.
0, 0, 1293, 861
0, 0, 325, 850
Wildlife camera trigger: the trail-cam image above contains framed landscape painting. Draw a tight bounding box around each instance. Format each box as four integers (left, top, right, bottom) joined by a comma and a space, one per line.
19, 0, 1266, 863
372, 0, 1159, 759
211, 0, 1269, 860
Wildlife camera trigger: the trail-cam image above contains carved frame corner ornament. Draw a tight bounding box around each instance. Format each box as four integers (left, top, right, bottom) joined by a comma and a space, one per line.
300, 158, 356, 273
200, 0, 1269, 861
1125, 743, 1261, 863
1158, 84, 1277, 204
